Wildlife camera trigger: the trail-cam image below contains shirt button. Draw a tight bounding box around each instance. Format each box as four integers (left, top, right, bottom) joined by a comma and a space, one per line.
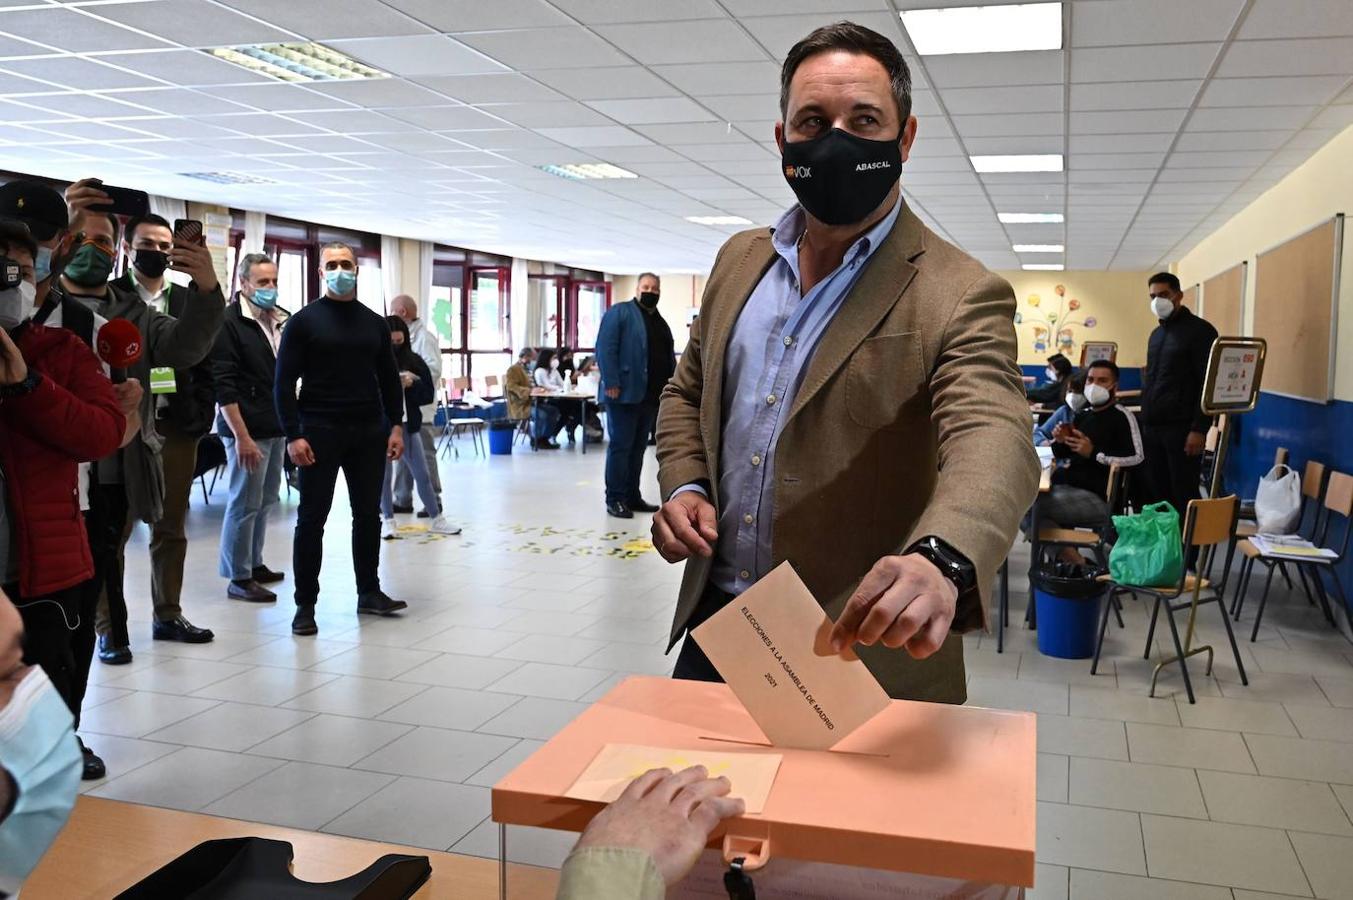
751, 455, 761, 467
740, 570, 751, 580
744, 514, 754, 525
766, 394, 777, 405
783, 336, 794, 347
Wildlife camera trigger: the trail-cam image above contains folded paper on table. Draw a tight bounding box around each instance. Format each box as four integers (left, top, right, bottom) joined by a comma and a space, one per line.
1250, 535, 1338, 560
692, 561, 891, 751
564, 743, 782, 814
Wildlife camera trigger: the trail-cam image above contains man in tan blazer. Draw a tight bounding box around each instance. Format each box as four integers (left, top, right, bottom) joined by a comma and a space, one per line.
653, 22, 1040, 705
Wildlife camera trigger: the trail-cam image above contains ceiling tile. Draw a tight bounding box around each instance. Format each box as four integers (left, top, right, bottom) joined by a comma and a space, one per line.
326, 35, 505, 77
529, 65, 679, 100
1174, 129, 1292, 151
1071, 152, 1165, 170
1071, 0, 1245, 47
9, 90, 153, 119
548, 0, 727, 23
0, 55, 162, 90
925, 51, 1063, 89
594, 20, 766, 65
382, 0, 570, 31
0, 7, 172, 53
952, 112, 1064, 137
586, 97, 717, 125
478, 100, 613, 128
1218, 37, 1353, 77
414, 73, 565, 104
1188, 105, 1316, 131
384, 104, 506, 130
1070, 80, 1201, 111
306, 79, 450, 108
458, 27, 629, 70
535, 125, 651, 147
1069, 133, 1174, 153
676, 142, 775, 163
1073, 43, 1221, 82
940, 84, 1063, 115
1240, 0, 1353, 39
693, 94, 776, 121
961, 135, 1063, 155
633, 121, 748, 145
651, 61, 782, 97
738, 12, 902, 59
446, 128, 563, 150
1198, 75, 1349, 108
104, 49, 277, 87
0, 33, 53, 58
89, 0, 293, 47
219, 0, 433, 40
200, 111, 329, 136
290, 108, 419, 133
102, 87, 251, 116
1071, 109, 1186, 134
1166, 150, 1273, 168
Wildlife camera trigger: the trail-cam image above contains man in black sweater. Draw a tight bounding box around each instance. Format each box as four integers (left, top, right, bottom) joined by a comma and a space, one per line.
274, 242, 406, 636
1141, 272, 1218, 525
1028, 360, 1144, 563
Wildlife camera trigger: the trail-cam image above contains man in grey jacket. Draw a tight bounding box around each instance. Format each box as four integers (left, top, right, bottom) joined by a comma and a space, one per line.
52, 182, 224, 665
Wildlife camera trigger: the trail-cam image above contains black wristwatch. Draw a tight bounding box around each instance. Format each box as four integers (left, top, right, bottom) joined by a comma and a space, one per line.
905, 535, 977, 595
0, 369, 40, 401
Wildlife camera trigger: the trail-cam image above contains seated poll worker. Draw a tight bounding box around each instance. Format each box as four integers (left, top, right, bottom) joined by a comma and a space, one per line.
653, 22, 1040, 704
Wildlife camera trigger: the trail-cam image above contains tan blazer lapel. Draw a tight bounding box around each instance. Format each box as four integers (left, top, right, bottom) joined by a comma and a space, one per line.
701, 232, 776, 492
787, 202, 927, 423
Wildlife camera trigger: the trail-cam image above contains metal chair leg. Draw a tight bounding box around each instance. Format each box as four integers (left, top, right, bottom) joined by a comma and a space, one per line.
1090, 586, 1115, 676
1278, 561, 1294, 591
1215, 591, 1249, 685
1231, 557, 1254, 619
1329, 568, 1350, 621
1309, 566, 1337, 627
997, 560, 1008, 654
1144, 594, 1162, 659
1160, 600, 1197, 704
1251, 565, 1279, 642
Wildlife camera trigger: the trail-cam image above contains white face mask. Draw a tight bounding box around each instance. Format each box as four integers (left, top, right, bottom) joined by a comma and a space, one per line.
1085, 383, 1111, 408
1066, 392, 1087, 412
1150, 296, 1175, 320
0, 282, 35, 331
1045, 366, 1058, 381
550, 358, 559, 370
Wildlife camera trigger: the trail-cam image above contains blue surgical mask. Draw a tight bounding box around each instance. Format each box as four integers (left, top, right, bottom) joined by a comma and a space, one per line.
34, 246, 52, 283
324, 269, 356, 296
250, 287, 278, 309
0, 667, 82, 894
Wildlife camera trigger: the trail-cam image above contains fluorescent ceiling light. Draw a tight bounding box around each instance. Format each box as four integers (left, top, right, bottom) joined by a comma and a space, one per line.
971, 154, 1063, 173
179, 171, 278, 186
538, 163, 637, 180
1022, 263, 1064, 271
1013, 243, 1064, 253
210, 43, 387, 83
685, 215, 752, 226
999, 212, 1064, 224
900, 3, 1062, 56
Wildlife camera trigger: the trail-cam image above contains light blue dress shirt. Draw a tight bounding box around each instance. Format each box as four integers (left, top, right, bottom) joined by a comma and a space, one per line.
681, 198, 903, 595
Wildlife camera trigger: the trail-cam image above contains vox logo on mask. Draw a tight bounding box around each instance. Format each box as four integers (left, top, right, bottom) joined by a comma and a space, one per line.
784, 164, 812, 179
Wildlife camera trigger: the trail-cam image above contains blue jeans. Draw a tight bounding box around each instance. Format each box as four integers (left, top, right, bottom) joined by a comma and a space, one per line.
604, 401, 656, 504
532, 402, 560, 441
382, 424, 440, 519
218, 434, 286, 581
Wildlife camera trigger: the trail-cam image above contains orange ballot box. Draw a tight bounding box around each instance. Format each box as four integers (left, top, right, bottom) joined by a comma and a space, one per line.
492, 675, 1037, 897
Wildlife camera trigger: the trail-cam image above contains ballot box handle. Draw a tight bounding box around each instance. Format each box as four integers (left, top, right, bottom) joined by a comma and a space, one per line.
722, 834, 770, 869
723, 857, 757, 900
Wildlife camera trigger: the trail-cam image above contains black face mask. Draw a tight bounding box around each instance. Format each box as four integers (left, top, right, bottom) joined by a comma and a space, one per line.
132, 249, 169, 279
638, 291, 660, 310
781, 128, 902, 226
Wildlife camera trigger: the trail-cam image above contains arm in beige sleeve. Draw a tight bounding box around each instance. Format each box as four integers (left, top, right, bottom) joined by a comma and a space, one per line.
556, 847, 665, 900
905, 271, 1042, 632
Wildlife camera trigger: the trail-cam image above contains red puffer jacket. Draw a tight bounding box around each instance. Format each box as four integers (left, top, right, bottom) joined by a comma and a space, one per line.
0, 322, 124, 597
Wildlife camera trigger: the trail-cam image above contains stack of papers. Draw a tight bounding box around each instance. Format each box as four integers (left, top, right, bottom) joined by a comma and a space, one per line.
1251, 535, 1338, 560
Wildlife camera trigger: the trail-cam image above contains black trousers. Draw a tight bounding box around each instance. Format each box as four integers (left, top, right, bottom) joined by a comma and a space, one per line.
1141, 424, 1204, 521
86, 479, 130, 648
671, 584, 735, 684
9, 581, 96, 731
293, 422, 388, 607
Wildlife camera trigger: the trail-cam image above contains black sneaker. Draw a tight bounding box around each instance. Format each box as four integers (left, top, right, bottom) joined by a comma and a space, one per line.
606, 500, 634, 519
78, 738, 106, 781
357, 591, 408, 617
152, 617, 214, 644
292, 604, 318, 636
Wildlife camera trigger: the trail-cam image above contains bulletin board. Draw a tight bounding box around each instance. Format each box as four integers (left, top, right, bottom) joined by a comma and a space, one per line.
1202, 262, 1246, 337
1182, 283, 1199, 311
1252, 215, 1344, 402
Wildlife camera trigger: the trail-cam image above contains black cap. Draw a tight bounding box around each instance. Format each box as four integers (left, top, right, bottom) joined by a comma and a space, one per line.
0, 180, 68, 242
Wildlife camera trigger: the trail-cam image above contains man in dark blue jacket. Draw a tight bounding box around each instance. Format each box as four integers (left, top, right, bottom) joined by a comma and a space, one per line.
595, 273, 674, 519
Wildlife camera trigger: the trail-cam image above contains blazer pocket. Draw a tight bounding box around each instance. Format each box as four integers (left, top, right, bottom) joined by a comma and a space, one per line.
845, 332, 927, 431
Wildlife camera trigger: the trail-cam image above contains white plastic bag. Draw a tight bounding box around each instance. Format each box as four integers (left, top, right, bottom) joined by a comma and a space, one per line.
1255, 464, 1302, 535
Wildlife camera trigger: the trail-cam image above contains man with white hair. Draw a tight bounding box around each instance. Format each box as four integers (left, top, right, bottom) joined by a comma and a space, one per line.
388, 294, 443, 514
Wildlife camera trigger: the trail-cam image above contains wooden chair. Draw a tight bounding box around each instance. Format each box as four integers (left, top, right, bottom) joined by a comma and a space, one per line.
1091, 495, 1248, 704
1230, 459, 1330, 629
1233, 469, 1350, 641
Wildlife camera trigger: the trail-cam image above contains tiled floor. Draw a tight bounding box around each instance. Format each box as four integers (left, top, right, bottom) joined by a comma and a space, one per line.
80, 442, 1353, 898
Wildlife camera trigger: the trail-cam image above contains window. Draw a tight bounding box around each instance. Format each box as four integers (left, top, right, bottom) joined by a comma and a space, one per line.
357, 256, 383, 315
572, 280, 610, 351
275, 248, 307, 309
468, 266, 509, 351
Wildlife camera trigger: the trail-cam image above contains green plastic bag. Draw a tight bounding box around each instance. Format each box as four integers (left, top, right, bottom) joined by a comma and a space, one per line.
1109, 502, 1184, 586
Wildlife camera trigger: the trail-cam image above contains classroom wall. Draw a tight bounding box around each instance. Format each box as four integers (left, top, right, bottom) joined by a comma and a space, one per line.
1173, 121, 1353, 605
995, 269, 1159, 369
610, 273, 708, 353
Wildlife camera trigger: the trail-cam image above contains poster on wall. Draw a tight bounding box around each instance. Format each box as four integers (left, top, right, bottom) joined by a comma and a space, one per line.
1203, 337, 1266, 415
1079, 341, 1117, 367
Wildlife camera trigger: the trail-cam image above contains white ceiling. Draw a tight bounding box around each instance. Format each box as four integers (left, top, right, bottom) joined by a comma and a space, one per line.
0, 0, 1350, 274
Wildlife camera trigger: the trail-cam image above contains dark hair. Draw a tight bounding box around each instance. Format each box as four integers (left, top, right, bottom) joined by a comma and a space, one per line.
636, 272, 660, 287
0, 220, 37, 263
320, 240, 356, 263
1048, 353, 1073, 378
535, 348, 556, 370
125, 212, 171, 244
1068, 372, 1087, 393
1088, 359, 1121, 381
518, 346, 534, 360
385, 315, 415, 367
1148, 272, 1181, 293
781, 22, 912, 122
578, 355, 596, 374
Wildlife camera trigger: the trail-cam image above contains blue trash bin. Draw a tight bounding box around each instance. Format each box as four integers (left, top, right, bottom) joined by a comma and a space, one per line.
1033, 565, 1107, 659
488, 419, 514, 456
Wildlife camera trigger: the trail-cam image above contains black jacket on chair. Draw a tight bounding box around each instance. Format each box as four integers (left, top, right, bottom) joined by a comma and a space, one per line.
1141, 305, 1218, 433
211, 298, 289, 440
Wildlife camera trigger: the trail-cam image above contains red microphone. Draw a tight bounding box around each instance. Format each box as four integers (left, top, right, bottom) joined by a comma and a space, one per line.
96, 318, 143, 384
